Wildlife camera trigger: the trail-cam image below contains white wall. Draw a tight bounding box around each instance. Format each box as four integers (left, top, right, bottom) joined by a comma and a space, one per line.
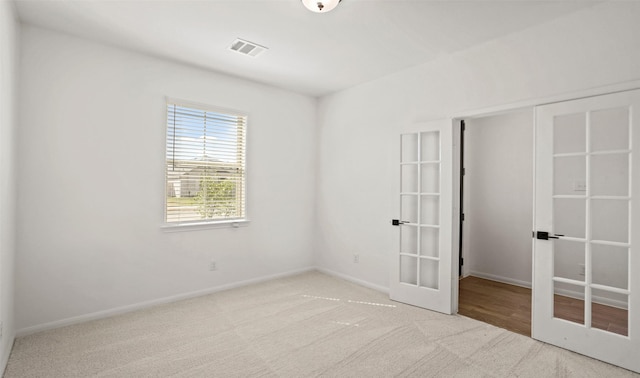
464, 111, 533, 286
316, 1, 640, 290
16, 26, 317, 332
0, 0, 18, 371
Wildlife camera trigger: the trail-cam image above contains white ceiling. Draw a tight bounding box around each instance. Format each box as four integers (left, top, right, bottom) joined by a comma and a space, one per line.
13, 0, 597, 97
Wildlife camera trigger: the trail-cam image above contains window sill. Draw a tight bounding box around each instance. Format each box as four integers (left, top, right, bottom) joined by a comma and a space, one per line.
161, 219, 250, 232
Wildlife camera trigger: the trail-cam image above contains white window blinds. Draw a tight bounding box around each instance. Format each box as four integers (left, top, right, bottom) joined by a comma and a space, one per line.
165, 102, 246, 224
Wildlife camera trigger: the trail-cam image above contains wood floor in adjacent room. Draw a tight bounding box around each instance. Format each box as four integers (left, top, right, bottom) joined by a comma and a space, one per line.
458, 276, 532, 337
458, 275, 629, 338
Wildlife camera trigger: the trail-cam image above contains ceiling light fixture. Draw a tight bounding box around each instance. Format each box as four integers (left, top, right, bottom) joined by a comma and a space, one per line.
301, 0, 341, 13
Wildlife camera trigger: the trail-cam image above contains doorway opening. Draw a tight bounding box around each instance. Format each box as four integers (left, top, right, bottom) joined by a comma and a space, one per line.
455, 104, 630, 339
456, 109, 535, 337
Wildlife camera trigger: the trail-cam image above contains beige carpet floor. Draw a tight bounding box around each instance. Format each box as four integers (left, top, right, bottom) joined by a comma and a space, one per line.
5, 271, 638, 377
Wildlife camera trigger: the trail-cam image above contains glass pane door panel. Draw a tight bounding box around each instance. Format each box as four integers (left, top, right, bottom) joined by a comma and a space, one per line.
420, 131, 440, 161
401, 134, 418, 162
591, 200, 629, 243
400, 226, 418, 255
554, 112, 586, 154
421, 163, 440, 194
401, 165, 418, 193
554, 156, 586, 195
420, 196, 439, 225
591, 154, 629, 196
592, 244, 628, 290
420, 227, 439, 258
554, 198, 586, 239
400, 256, 418, 285
419, 258, 439, 289
535, 89, 640, 372
553, 240, 585, 282
591, 107, 630, 152
591, 288, 628, 336
554, 282, 585, 325
401, 195, 418, 223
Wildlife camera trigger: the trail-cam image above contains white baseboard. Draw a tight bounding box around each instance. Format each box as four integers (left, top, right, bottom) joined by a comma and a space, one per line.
1, 334, 15, 377
467, 271, 628, 310
467, 271, 532, 289
16, 267, 315, 338
316, 267, 390, 294
554, 288, 628, 310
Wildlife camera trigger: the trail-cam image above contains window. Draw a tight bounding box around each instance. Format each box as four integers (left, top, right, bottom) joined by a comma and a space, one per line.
165, 101, 246, 225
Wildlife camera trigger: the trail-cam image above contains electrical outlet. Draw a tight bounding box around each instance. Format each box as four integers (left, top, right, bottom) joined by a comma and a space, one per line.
209, 261, 217, 271
579, 264, 585, 276
353, 254, 359, 263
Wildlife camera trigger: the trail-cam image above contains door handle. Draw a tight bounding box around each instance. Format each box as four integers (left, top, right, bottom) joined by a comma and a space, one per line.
391, 219, 409, 226
535, 231, 563, 240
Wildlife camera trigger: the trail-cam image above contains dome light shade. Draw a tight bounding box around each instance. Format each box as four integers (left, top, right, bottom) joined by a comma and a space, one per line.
301, 0, 341, 13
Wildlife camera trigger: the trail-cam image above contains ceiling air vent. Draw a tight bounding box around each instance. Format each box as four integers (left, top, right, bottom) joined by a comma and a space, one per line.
229, 38, 268, 57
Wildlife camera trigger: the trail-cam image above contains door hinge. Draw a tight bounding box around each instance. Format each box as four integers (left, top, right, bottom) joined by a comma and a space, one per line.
462, 167, 466, 176
460, 257, 464, 266
461, 213, 465, 221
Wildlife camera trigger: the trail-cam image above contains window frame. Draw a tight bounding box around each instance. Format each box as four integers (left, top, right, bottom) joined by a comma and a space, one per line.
162, 98, 249, 230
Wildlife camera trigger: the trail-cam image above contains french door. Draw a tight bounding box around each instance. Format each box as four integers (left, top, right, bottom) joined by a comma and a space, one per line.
390, 120, 453, 314
533, 89, 640, 372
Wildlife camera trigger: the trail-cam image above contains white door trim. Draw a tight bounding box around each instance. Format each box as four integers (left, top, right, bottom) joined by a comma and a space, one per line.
453, 79, 640, 120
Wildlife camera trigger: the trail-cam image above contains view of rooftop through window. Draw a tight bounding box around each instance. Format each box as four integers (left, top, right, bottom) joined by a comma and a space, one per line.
165, 103, 246, 224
